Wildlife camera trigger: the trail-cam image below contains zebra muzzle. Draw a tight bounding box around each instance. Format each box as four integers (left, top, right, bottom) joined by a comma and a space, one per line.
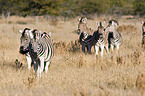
19, 46, 29, 54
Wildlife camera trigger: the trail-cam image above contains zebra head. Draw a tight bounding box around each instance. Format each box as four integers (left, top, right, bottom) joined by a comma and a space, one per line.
104, 20, 118, 33
77, 17, 88, 35
19, 28, 33, 54
78, 17, 87, 24
96, 21, 106, 34
77, 23, 88, 35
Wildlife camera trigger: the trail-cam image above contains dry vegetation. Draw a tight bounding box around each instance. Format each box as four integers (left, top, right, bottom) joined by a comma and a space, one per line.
0, 16, 145, 96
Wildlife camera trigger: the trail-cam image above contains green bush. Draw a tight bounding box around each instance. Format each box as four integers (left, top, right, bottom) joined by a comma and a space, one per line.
0, 0, 145, 17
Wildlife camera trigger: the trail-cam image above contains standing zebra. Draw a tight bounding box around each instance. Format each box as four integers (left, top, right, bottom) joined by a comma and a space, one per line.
77, 17, 94, 54
93, 21, 109, 57
104, 20, 123, 52
141, 21, 145, 47
19, 28, 32, 70
19, 28, 54, 76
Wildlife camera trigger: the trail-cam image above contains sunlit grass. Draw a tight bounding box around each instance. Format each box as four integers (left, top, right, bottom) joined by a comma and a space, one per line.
0, 16, 145, 96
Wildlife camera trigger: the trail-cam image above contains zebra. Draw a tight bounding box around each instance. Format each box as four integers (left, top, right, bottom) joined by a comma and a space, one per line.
141, 21, 145, 47
77, 17, 94, 54
19, 28, 32, 70
104, 20, 123, 52
19, 28, 54, 76
93, 21, 109, 57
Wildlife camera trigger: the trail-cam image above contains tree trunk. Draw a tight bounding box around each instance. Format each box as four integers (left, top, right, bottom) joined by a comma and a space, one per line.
35, 16, 39, 23
6, 11, 11, 23
2, 10, 5, 19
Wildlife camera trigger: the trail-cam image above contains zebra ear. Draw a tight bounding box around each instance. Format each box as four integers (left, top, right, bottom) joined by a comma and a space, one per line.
96, 21, 100, 26
48, 32, 51, 37
141, 21, 144, 24
27, 29, 34, 39
102, 21, 106, 27
19, 30, 23, 34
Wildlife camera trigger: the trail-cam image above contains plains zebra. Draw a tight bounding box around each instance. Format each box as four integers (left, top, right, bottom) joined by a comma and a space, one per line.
93, 21, 109, 57
104, 20, 123, 52
77, 17, 94, 54
19, 28, 32, 70
19, 28, 54, 76
141, 21, 145, 47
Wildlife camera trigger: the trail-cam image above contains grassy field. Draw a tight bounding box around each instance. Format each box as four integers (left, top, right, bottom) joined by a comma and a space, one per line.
0, 16, 145, 96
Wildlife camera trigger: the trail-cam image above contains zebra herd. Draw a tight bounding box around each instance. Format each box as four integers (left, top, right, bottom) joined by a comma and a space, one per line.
19, 17, 145, 77
77, 17, 123, 57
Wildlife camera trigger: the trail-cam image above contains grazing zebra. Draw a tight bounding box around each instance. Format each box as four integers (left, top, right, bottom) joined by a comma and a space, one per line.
77, 17, 94, 54
93, 21, 109, 57
141, 21, 145, 47
104, 20, 123, 52
19, 28, 54, 76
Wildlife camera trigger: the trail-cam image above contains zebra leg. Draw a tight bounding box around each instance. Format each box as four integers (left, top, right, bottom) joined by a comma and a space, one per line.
39, 58, 45, 75
111, 44, 114, 52
116, 44, 120, 52
45, 61, 50, 73
37, 66, 41, 77
33, 60, 38, 73
82, 45, 85, 53
106, 47, 110, 55
87, 45, 92, 54
105, 43, 110, 55
95, 45, 99, 56
26, 55, 31, 70
100, 44, 104, 58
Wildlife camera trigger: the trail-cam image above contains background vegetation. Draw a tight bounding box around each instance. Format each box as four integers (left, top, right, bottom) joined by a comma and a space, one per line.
0, 0, 145, 18
0, 16, 145, 96
0, 0, 145, 95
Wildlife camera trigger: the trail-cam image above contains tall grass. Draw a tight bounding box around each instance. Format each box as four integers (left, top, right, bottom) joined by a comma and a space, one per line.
0, 16, 145, 96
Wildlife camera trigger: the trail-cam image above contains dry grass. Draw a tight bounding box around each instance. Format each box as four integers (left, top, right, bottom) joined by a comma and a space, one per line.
0, 16, 145, 96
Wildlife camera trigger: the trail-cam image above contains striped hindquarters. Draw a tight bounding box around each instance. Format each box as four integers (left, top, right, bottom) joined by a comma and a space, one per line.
29, 32, 54, 62
41, 33, 54, 62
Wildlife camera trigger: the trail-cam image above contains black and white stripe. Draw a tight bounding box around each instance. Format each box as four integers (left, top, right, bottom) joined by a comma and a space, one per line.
93, 21, 109, 57
105, 20, 123, 52
77, 17, 94, 54
19, 28, 54, 76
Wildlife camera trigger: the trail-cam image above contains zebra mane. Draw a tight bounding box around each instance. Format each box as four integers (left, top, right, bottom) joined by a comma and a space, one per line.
31, 29, 39, 40
109, 20, 119, 25
22, 28, 31, 36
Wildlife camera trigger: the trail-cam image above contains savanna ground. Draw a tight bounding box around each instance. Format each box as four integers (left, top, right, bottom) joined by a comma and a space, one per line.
0, 16, 145, 96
